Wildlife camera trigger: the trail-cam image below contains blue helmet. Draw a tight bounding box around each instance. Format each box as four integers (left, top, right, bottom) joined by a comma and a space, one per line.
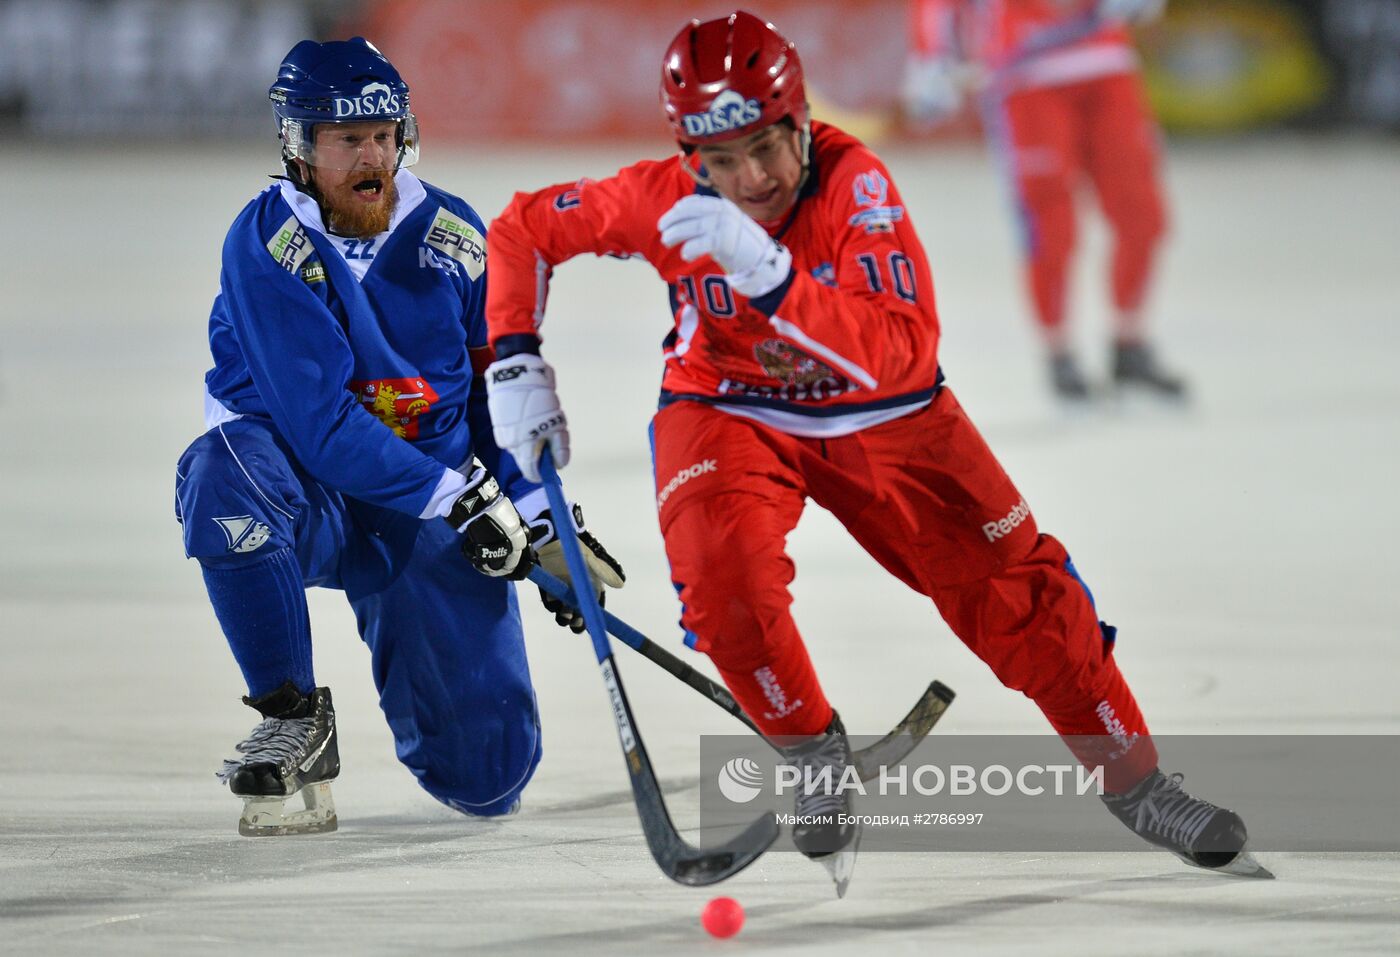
269, 37, 420, 173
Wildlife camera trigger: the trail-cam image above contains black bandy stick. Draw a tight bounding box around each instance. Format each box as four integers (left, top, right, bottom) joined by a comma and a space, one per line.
528, 567, 956, 780
536, 450, 777, 885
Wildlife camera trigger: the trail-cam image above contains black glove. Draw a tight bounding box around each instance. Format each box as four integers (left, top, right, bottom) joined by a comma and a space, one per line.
445, 466, 535, 580
528, 503, 625, 633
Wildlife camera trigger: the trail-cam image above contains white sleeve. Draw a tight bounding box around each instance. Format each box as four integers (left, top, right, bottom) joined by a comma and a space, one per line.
419, 467, 469, 519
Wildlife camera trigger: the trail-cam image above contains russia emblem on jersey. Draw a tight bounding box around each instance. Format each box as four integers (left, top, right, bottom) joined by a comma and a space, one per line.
350, 377, 440, 439
754, 339, 837, 387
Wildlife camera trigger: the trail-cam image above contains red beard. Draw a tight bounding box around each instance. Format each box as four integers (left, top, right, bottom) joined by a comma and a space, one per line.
321, 170, 400, 238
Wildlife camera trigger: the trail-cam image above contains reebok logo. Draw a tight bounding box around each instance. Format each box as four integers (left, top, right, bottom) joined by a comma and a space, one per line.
656, 458, 718, 509
982, 498, 1031, 542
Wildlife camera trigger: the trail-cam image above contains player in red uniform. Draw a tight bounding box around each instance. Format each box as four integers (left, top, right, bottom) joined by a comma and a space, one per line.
903, 0, 1185, 400
484, 10, 1261, 879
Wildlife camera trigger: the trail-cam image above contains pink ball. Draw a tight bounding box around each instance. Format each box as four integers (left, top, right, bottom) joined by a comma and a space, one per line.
701, 896, 745, 938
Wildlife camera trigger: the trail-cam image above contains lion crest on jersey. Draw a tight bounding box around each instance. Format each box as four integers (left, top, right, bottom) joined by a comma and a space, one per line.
350, 376, 439, 439
753, 339, 836, 386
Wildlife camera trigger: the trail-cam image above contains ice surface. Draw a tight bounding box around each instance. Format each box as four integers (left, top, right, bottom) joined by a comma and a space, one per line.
2, 137, 1397, 954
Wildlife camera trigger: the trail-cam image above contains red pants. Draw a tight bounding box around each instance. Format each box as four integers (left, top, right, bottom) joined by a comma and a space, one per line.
652, 390, 1159, 792
995, 72, 1167, 343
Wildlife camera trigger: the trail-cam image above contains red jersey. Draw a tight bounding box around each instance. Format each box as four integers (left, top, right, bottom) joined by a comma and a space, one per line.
486, 122, 943, 438
910, 0, 1138, 92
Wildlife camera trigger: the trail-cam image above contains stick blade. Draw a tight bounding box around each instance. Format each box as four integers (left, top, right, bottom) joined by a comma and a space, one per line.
853, 680, 956, 780
628, 749, 777, 886
616, 659, 778, 886
666, 813, 780, 886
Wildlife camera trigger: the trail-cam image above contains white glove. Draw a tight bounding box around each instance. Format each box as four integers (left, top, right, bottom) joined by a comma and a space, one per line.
1097, 0, 1165, 26
902, 56, 964, 127
657, 195, 792, 298
485, 353, 568, 484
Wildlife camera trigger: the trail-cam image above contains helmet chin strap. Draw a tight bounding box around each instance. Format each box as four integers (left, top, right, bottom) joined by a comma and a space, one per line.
678, 149, 711, 187
281, 154, 349, 236
794, 119, 813, 194
284, 155, 326, 206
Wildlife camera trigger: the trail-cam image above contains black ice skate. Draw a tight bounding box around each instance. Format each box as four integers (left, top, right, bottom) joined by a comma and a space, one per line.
1111, 341, 1187, 400
216, 681, 340, 837
1050, 352, 1093, 401
1102, 769, 1272, 878
784, 712, 861, 897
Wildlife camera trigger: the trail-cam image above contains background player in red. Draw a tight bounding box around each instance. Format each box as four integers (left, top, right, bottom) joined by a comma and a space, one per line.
903, 0, 1186, 400
483, 10, 1261, 880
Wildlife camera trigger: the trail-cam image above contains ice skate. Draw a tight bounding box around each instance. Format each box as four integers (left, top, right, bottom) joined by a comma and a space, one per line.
1103, 768, 1272, 879
1049, 352, 1093, 401
1111, 341, 1187, 400
784, 712, 862, 897
216, 681, 340, 837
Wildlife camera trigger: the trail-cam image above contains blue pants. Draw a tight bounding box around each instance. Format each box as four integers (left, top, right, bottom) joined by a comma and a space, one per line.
175, 418, 540, 816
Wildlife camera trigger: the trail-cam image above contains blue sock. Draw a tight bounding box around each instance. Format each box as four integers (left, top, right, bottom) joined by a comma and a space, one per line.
200, 547, 314, 698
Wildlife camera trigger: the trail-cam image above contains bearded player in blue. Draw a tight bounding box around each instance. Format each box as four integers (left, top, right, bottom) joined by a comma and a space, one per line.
174, 38, 624, 836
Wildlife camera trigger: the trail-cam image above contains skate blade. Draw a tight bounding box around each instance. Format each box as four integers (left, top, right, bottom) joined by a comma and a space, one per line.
1109, 382, 1190, 410
1052, 390, 1103, 412
1177, 847, 1274, 880
817, 848, 858, 899
816, 825, 863, 899
238, 782, 338, 837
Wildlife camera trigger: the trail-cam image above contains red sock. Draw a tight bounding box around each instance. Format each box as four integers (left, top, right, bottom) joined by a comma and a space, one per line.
1040, 660, 1159, 794
712, 640, 833, 738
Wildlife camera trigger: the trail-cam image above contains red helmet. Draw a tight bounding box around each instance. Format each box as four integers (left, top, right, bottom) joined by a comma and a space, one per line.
660, 10, 809, 147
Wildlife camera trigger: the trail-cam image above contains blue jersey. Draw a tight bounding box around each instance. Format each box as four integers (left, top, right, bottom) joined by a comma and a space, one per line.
204, 171, 505, 517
